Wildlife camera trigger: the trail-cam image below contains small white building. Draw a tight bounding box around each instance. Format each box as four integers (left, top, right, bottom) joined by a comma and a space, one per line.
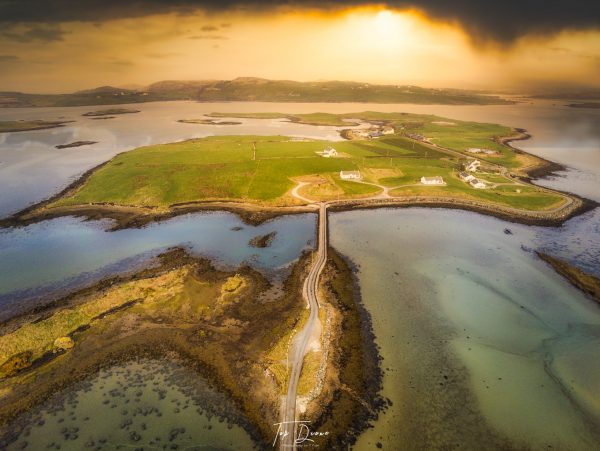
421, 176, 445, 185
340, 170, 362, 180
382, 126, 395, 135
469, 178, 487, 189
353, 130, 372, 139
467, 147, 498, 155
407, 133, 427, 142
466, 159, 481, 172
320, 146, 338, 158
459, 171, 475, 182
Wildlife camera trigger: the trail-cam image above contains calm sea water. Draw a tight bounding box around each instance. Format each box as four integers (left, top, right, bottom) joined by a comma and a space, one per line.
330, 208, 600, 450
0, 211, 316, 321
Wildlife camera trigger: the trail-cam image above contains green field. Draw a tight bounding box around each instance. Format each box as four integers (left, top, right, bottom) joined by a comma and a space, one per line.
212, 111, 526, 167
54, 113, 565, 212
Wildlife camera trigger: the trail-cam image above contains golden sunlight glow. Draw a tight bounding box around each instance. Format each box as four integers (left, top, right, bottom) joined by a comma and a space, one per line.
0, 7, 598, 92
374, 10, 395, 31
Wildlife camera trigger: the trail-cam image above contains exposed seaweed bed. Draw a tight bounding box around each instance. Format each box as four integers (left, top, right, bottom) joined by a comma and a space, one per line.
249, 231, 278, 248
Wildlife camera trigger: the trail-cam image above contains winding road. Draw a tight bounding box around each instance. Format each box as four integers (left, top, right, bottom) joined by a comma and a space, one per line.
280, 202, 327, 450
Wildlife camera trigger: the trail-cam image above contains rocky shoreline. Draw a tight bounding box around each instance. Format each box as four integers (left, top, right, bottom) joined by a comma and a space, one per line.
305, 248, 388, 448
328, 194, 595, 227
537, 252, 600, 304
500, 129, 566, 179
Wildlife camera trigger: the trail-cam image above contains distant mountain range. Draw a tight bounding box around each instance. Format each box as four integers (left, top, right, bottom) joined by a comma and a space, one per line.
0, 77, 513, 107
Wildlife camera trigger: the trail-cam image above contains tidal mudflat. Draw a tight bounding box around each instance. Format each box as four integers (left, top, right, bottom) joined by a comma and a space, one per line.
330, 207, 600, 449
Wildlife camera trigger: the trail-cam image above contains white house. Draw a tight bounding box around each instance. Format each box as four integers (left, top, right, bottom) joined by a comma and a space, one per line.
340, 170, 362, 180
469, 178, 487, 189
467, 147, 498, 155
459, 171, 475, 182
466, 160, 481, 172
421, 176, 445, 185
320, 146, 338, 158
352, 130, 372, 139
382, 126, 395, 135
407, 133, 427, 142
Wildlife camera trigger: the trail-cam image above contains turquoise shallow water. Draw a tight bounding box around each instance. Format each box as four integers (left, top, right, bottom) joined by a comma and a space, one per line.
330, 208, 600, 450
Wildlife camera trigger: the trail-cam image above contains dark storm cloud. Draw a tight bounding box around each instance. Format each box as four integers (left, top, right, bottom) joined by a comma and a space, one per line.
0, 1, 598, 43
1, 24, 67, 42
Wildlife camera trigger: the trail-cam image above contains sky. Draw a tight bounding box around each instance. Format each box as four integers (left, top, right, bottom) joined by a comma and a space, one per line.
0, 1, 599, 93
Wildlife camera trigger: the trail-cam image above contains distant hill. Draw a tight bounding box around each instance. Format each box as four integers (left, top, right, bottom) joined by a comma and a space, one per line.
74, 85, 137, 95
529, 90, 600, 100
194, 77, 511, 105
0, 77, 512, 108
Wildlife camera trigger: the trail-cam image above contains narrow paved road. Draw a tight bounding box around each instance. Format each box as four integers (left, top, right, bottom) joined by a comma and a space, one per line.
280, 202, 327, 450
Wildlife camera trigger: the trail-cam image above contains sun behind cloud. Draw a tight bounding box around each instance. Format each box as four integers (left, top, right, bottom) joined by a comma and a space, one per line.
0, 6, 598, 92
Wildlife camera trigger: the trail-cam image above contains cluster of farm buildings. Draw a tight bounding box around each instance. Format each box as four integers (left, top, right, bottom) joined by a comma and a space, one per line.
317, 138, 491, 190
347, 126, 395, 140
467, 147, 499, 156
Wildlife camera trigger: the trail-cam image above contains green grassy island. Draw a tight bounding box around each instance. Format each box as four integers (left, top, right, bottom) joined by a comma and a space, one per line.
47, 112, 570, 215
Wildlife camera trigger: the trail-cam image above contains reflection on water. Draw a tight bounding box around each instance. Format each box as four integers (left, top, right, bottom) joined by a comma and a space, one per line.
6, 359, 256, 450
330, 208, 600, 449
0, 212, 315, 320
